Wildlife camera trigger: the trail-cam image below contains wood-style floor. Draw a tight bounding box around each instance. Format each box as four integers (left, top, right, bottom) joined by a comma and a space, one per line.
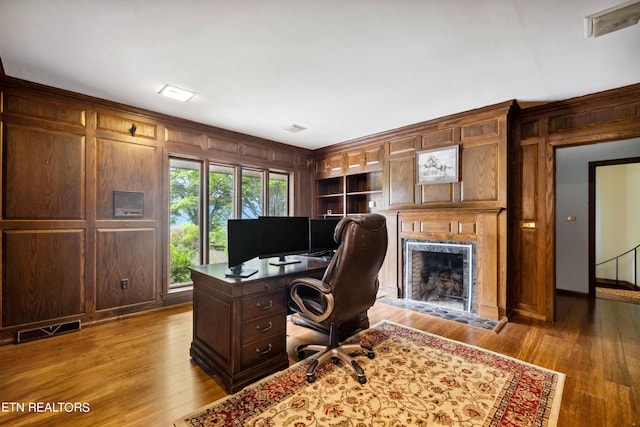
0, 293, 638, 426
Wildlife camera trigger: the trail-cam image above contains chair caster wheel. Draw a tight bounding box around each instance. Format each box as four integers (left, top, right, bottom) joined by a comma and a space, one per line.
306, 374, 316, 383
358, 375, 367, 385
367, 352, 375, 359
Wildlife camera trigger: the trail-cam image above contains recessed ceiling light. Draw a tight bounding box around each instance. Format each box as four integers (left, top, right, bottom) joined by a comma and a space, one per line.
159, 84, 196, 102
283, 123, 307, 133
584, 0, 640, 38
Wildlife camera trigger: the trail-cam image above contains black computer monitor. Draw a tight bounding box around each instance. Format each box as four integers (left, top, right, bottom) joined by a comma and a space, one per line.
258, 216, 310, 265
226, 219, 260, 277
309, 217, 342, 254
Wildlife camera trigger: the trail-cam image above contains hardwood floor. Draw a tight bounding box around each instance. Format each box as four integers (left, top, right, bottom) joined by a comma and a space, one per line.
0, 293, 638, 426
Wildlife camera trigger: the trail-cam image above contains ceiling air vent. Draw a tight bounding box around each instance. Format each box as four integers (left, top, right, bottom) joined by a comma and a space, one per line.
584, 0, 640, 37
283, 123, 307, 133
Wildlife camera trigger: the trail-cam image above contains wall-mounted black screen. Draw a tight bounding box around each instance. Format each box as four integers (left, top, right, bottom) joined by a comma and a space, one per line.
227, 219, 260, 276
258, 216, 310, 265
309, 217, 342, 252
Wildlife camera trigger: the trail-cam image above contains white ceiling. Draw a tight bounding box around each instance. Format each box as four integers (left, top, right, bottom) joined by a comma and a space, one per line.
1, 0, 639, 150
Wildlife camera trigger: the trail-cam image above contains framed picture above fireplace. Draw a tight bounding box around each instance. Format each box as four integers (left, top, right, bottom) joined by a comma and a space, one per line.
415, 145, 459, 185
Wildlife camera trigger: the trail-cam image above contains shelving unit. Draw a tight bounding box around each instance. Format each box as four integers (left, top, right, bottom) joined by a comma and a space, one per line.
315, 171, 382, 218
316, 176, 345, 217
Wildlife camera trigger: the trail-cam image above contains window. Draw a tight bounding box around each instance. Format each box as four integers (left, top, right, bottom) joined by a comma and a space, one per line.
241, 168, 264, 219
208, 164, 234, 264
169, 159, 202, 287
268, 172, 289, 216
168, 159, 292, 289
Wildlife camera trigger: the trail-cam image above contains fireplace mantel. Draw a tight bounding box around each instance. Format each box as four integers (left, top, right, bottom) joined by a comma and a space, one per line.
391, 209, 507, 320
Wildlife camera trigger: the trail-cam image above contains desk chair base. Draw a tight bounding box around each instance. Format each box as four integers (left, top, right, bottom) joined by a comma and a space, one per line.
296, 343, 375, 384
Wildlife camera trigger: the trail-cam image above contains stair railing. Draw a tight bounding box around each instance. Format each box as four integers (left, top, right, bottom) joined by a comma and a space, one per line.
595, 244, 639, 291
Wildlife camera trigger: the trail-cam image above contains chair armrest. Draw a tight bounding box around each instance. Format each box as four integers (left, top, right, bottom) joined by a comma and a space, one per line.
290, 278, 334, 323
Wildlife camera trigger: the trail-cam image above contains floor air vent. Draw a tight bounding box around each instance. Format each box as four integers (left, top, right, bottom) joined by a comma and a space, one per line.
17, 320, 81, 343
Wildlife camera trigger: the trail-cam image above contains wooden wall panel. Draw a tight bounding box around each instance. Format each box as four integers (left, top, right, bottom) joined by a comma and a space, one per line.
461, 119, 499, 141
520, 144, 538, 220
4, 93, 86, 127
165, 127, 205, 150
96, 139, 158, 220
422, 128, 456, 147
97, 112, 157, 140
271, 147, 296, 167
388, 156, 416, 207
208, 135, 240, 158
386, 136, 418, 208
3, 124, 85, 219
420, 183, 454, 204
2, 230, 84, 326
239, 142, 270, 164
461, 143, 498, 201
95, 228, 156, 310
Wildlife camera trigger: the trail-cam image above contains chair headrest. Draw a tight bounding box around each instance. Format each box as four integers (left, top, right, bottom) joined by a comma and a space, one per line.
334, 214, 386, 245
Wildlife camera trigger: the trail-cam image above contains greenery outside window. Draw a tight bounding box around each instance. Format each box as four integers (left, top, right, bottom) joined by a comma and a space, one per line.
168, 160, 291, 288
241, 168, 264, 219
268, 172, 288, 216
169, 159, 202, 287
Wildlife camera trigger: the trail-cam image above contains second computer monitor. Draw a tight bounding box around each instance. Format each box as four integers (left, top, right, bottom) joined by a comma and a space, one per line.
258, 216, 310, 265
309, 217, 342, 253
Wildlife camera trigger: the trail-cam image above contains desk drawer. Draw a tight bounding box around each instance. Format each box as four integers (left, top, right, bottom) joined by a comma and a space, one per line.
242, 292, 287, 321
241, 334, 285, 368
243, 277, 287, 296
241, 312, 287, 344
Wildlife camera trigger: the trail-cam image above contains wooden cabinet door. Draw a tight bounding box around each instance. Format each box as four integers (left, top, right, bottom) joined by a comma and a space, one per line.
316, 153, 345, 178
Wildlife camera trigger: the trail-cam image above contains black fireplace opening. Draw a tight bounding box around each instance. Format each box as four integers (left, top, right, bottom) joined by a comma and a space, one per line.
403, 239, 475, 313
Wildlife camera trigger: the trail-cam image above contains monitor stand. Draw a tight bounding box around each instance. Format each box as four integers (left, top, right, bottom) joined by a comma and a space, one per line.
225, 264, 258, 278
268, 256, 302, 266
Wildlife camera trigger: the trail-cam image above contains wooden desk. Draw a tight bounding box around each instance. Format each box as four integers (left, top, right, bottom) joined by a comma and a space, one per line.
189, 257, 329, 393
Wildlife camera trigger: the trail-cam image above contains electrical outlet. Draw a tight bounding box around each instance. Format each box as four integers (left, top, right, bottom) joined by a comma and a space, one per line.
120, 279, 129, 289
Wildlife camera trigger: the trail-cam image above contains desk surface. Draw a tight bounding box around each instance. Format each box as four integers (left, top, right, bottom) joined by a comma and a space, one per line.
190, 256, 329, 283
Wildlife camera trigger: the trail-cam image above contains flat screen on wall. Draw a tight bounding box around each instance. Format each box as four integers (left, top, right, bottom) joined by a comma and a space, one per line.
258, 216, 310, 265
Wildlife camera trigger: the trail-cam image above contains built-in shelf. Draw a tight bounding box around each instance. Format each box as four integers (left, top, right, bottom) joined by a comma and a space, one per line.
316, 171, 382, 217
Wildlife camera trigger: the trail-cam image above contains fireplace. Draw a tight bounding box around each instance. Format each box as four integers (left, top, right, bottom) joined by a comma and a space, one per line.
403, 239, 476, 313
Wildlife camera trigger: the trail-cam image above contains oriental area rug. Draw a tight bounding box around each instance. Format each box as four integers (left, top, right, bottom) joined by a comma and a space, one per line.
175, 321, 564, 427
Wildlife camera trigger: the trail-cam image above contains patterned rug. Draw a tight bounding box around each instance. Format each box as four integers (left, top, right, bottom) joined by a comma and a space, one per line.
175, 321, 564, 427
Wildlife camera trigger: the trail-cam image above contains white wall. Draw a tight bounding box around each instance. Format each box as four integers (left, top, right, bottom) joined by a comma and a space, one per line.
555, 138, 640, 293
595, 164, 639, 281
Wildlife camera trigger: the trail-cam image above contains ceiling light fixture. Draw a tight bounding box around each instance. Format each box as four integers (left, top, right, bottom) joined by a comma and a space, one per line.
283, 123, 308, 133
584, 0, 640, 37
159, 84, 196, 102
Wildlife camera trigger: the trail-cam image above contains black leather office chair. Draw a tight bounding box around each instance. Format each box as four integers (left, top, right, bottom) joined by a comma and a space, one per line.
289, 213, 387, 384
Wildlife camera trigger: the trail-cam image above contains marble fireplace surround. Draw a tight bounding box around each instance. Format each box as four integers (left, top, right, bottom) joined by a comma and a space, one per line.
396, 209, 506, 320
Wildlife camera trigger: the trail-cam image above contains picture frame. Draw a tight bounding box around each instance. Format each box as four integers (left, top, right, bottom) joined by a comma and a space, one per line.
415, 145, 459, 185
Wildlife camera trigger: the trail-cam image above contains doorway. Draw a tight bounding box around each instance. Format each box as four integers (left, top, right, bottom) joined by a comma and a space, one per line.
554, 138, 640, 297
588, 157, 640, 297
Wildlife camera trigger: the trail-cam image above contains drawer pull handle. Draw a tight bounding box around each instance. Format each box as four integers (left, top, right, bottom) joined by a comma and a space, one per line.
256, 300, 273, 310
256, 344, 273, 355
256, 321, 273, 332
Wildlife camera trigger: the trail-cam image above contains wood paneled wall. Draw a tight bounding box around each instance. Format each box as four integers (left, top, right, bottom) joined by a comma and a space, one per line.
512, 83, 640, 321
316, 84, 640, 322
315, 101, 515, 318
0, 76, 314, 342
